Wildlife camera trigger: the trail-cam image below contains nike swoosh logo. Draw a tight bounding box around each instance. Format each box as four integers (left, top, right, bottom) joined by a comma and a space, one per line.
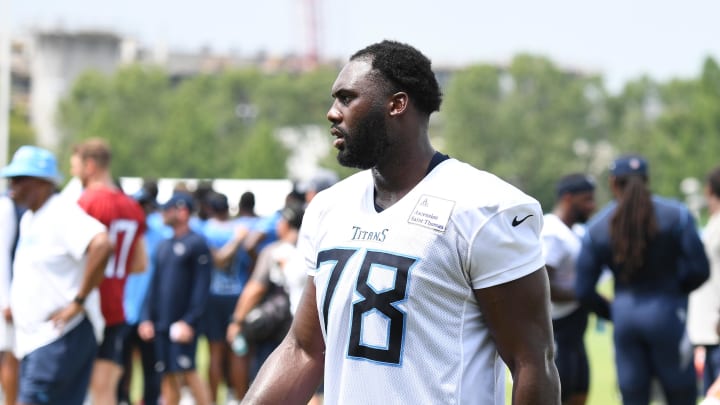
512, 214, 533, 227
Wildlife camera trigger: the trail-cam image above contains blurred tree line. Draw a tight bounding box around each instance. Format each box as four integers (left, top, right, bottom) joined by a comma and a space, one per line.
8, 54, 720, 211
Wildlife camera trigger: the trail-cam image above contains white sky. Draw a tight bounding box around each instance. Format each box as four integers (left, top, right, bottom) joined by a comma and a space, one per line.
7, 0, 720, 92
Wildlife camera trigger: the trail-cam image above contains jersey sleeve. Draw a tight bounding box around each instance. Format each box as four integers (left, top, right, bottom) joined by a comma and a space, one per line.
467, 202, 545, 289
62, 202, 107, 261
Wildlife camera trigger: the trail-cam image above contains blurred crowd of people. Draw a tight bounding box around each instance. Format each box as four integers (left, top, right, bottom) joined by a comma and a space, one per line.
4, 148, 720, 405
0, 139, 335, 405
544, 156, 720, 405
4, 142, 720, 405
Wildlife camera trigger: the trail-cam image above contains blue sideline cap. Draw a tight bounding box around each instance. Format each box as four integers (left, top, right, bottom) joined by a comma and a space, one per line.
609, 154, 648, 177
0, 145, 63, 185
161, 192, 195, 211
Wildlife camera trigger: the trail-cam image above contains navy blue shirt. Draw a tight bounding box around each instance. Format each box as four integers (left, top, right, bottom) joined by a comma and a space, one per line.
576, 196, 709, 319
141, 231, 212, 331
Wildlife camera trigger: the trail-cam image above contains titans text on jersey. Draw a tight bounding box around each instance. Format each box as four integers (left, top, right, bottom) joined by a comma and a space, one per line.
299, 158, 545, 405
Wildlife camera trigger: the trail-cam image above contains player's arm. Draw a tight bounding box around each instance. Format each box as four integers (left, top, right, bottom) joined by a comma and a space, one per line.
575, 234, 611, 320
545, 265, 576, 302
129, 238, 148, 274
474, 268, 560, 405
51, 231, 112, 326
242, 278, 325, 405
181, 241, 212, 327
227, 249, 271, 342
213, 225, 250, 269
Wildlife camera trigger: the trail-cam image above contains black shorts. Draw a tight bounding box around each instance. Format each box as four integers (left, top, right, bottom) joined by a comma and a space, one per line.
203, 294, 238, 342
19, 317, 97, 404
97, 323, 132, 365
153, 332, 198, 375
552, 307, 590, 401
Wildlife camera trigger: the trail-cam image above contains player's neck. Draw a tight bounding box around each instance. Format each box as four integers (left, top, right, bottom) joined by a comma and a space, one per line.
553, 206, 575, 228
30, 186, 56, 212
173, 222, 191, 237
84, 173, 116, 191
372, 145, 436, 210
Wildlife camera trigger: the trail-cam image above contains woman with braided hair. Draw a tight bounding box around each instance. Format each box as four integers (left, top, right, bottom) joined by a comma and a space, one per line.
576, 154, 709, 405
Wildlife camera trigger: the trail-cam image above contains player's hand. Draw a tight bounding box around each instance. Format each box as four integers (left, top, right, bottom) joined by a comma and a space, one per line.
708, 375, 720, 397
227, 321, 242, 345
234, 226, 249, 241
2, 307, 11, 323
49, 301, 84, 331
138, 321, 155, 341
169, 320, 194, 343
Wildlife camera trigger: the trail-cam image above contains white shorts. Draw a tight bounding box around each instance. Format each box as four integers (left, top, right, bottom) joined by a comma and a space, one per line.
0, 317, 15, 351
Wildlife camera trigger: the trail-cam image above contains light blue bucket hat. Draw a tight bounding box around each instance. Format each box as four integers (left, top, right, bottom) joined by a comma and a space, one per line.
0, 145, 63, 185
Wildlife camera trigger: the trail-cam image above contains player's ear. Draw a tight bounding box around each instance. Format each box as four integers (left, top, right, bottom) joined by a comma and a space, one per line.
388, 92, 408, 117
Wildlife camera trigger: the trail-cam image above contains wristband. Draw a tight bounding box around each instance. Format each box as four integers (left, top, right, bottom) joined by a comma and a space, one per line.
73, 295, 86, 305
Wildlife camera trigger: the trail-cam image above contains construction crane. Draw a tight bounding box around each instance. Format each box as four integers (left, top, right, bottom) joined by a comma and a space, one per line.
303, 0, 319, 69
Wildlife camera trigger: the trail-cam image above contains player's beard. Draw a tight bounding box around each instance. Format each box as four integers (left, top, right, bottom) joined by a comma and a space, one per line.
336, 103, 390, 170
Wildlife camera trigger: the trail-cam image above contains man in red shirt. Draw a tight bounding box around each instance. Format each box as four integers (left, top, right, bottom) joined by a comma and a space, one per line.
75, 138, 148, 405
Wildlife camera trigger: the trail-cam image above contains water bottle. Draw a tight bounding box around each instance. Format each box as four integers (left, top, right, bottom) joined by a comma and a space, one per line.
232, 333, 248, 356
595, 317, 606, 333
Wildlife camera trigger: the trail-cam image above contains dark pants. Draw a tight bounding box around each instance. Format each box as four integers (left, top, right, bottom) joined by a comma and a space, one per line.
613, 293, 696, 405
552, 307, 590, 402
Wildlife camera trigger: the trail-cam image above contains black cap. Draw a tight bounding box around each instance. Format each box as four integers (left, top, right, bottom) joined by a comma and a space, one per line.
556, 174, 596, 197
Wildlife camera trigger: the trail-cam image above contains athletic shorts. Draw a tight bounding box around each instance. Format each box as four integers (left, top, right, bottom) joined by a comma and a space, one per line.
97, 322, 132, 365
552, 307, 590, 401
18, 317, 97, 405
0, 317, 14, 352
703, 345, 720, 393
153, 332, 198, 375
203, 294, 238, 342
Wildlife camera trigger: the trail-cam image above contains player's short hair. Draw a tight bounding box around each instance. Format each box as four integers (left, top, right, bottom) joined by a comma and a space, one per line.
281, 202, 305, 230
707, 166, 720, 198
239, 191, 255, 212
351, 40, 442, 115
74, 138, 112, 168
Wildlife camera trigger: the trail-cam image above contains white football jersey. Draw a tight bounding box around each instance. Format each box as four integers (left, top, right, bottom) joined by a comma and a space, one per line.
541, 213, 582, 319
300, 158, 545, 405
